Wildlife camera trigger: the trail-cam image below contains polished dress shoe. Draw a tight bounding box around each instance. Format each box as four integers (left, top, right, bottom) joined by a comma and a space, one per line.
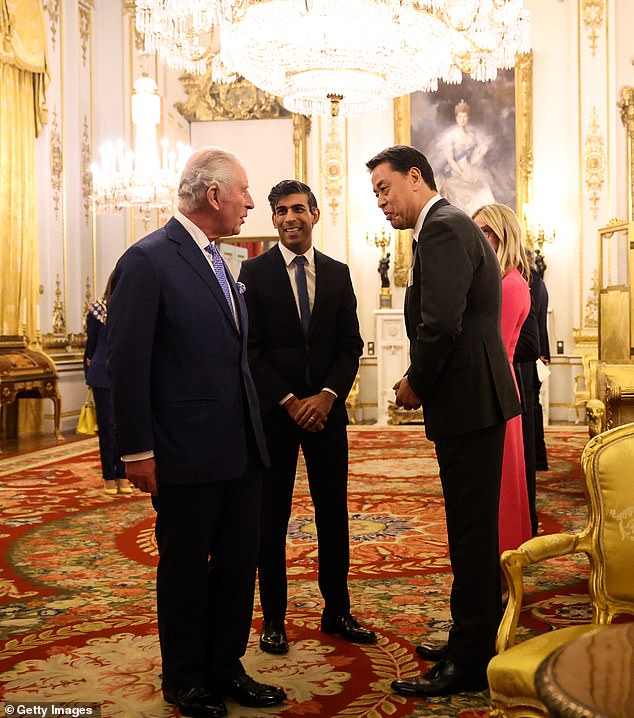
391, 657, 488, 697
260, 617, 289, 654
415, 642, 448, 661
163, 686, 227, 718
321, 612, 377, 644
221, 674, 286, 707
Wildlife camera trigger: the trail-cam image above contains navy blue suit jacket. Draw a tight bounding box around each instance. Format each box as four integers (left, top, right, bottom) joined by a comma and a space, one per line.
107, 216, 269, 483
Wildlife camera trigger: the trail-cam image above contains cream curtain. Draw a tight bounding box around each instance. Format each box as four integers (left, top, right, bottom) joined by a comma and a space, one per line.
0, 0, 48, 338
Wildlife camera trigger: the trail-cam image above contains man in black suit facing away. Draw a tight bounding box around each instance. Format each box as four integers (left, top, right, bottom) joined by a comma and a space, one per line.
366, 146, 520, 697
107, 147, 286, 718
238, 180, 376, 655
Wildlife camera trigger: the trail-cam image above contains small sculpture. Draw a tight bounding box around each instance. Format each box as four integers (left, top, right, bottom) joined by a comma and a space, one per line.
379, 252, 391, 288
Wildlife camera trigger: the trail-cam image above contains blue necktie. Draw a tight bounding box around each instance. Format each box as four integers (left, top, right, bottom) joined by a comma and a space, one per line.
205, 243, 233, 314
293, 255, 311, 335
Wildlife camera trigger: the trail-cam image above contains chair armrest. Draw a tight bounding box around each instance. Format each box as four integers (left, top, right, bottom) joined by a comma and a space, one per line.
496, 532, 587, 653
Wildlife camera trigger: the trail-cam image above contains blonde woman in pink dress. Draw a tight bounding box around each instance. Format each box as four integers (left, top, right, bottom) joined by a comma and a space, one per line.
473, 204, 532, 553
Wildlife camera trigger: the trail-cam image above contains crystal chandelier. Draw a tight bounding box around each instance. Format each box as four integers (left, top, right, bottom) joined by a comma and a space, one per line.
135, 0, 231, 75
135, 0, 531, 117
90, 76, 191, 214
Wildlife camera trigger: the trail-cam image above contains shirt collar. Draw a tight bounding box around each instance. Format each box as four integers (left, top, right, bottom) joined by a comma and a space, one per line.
277, 242, 315, 267
174, 209, 213, 251
413, 194, 443, 241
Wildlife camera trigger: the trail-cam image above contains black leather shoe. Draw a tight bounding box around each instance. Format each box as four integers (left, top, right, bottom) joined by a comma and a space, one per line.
321, 612, 377, 644
222, 674, 286, 707
260, 617, 289, 654
415, 642, 448, 661
163, 686, 227, 718
391, 658, 488, 697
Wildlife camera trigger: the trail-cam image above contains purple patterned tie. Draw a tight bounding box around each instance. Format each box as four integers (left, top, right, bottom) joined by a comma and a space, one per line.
205, 243, 233, 312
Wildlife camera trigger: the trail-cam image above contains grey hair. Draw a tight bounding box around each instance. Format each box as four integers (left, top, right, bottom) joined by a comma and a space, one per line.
177, 146, 241, 213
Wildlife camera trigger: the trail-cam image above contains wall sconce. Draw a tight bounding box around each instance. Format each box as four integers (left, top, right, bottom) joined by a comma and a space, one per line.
523, 205, 556, 279
366, 227, 393, 308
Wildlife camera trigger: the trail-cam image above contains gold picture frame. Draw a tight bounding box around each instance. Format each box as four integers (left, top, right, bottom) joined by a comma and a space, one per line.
392, 52, 533, 286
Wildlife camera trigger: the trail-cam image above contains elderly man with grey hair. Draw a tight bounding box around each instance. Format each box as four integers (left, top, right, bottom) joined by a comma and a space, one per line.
108, 146, 286, 718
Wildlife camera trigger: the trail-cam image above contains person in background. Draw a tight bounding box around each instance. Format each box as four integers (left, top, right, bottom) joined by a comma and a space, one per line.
513, 252, 549, 535
83, 273, 131, 496
107, 147, 286, 718
238, 179, 375, 656
367, 145, 520, 697
472, 203, 532, 553
533, 261, 551, 471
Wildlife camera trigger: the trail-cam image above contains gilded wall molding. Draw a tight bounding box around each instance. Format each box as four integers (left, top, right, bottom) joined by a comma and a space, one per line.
584, 269, 599, 328
78, 2, 92, 67
322, 117, 344, 225
618, 86, 634, 221
293, 114, 310, 183
49, 109, 62, 219
392, 95, 412, 287
515, 52, 534, 233
81, 116, 92, 225
177, 71, 290, 122
582, 0, 604, 57
583, 106, 606, 220
43, 0, 60, 50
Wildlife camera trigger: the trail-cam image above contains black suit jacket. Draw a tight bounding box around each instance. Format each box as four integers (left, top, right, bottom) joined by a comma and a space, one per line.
107, 216, 269, 482
237, 244, 363, 415
405, 198, 520, 441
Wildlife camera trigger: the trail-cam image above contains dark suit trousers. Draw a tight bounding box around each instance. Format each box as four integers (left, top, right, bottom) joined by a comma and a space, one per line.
258, 403, 350, 620
434, 422, 505, 675
92, 386, 126, 481
151, 461, 261, 691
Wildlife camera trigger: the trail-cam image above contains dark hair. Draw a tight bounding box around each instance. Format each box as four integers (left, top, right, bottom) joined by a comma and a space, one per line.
366, 145, 437, 191
268, 179, 318, 212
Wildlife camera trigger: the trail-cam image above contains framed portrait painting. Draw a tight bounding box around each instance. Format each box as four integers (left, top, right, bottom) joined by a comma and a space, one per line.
392, 52, 533, 285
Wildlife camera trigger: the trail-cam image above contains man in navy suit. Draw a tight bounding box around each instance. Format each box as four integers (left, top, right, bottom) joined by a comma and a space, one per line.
107, 147, 286, 718
237, 180, 376, 655
366, 146, 520, 697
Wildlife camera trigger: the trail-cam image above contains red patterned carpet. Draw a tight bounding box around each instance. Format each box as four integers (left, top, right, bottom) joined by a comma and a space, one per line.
0, 426, 591, 717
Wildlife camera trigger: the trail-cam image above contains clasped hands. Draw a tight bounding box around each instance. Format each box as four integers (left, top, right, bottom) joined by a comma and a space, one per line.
393, 376, 422, 410
284, 391, 334, 432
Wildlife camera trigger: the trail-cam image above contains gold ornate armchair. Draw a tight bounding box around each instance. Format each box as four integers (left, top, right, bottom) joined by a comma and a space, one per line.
487, 422, 634, 717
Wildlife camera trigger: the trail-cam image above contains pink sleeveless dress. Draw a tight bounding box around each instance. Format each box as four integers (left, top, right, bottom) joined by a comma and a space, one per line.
499, 268, 532, 554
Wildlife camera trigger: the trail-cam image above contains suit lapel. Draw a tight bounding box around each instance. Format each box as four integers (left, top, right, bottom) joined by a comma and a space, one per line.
310, 249, 328, 335
166, 218, 237, 330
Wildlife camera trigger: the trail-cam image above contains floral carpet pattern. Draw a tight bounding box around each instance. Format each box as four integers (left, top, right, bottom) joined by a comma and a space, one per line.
0, 427, 591, 717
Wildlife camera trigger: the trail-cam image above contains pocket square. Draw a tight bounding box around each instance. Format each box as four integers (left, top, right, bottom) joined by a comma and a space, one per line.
236, 281, 246, 294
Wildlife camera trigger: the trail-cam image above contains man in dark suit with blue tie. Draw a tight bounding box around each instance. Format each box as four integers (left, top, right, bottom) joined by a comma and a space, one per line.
367, 146, 520, 697
237, 180, 376, 655
107, 147, 286, 718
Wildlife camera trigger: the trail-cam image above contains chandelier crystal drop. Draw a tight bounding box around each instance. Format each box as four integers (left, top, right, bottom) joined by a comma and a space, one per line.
90, 76, 191, 214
